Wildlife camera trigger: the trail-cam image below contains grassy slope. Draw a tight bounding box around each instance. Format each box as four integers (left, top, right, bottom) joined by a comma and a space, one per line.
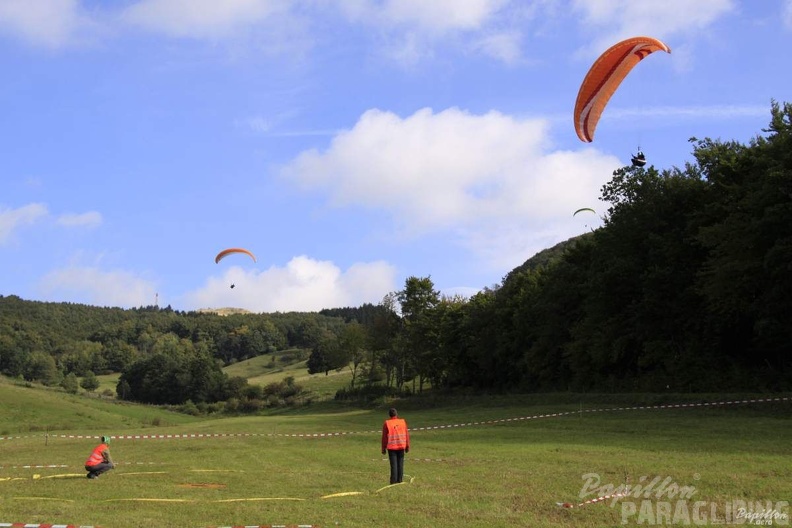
0, 376, 200, 436
90, 350, 353, 402
222, 350, 354, 400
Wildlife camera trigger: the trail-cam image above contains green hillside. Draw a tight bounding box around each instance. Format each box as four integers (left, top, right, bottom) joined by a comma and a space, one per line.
222, 349, 354, 400
0, 375, 199, 436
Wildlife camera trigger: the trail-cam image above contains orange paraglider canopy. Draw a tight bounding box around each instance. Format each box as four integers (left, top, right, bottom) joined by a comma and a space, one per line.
574, 36, 670, 143
215, 248, 256, 264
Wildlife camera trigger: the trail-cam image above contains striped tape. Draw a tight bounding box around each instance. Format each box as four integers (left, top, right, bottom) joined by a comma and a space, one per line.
0, 524, 318, 528
1, 397, 787, 442
558, 491, 631, 509
0, 465, 68, 470
1, 462, 162, 471
0, 524, 99, 527
372, 458, 443, 462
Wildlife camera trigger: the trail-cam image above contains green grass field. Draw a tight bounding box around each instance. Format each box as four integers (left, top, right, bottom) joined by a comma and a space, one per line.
1, 376, 790, 527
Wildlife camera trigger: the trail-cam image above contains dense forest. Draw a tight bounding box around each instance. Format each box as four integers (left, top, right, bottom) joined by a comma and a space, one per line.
2, 102, 791, 407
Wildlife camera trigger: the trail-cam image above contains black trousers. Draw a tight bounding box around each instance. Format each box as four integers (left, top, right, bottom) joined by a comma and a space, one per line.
387, 449, 405, 484
85, 462, 114, 477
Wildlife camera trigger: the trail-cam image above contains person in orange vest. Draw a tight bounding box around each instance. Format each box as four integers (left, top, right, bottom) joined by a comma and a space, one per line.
381, 407, 410, 484
85, 435, 115, 479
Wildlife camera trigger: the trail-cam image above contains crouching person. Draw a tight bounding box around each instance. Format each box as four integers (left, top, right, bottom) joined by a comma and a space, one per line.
85, 435, 115, 479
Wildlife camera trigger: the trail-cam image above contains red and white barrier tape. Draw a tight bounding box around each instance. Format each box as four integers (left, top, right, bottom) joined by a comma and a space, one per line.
0, 524, 99, 528
0, 524, 318, 528
557, 491, 631, 509
1, 396, 787, 442
0, 465, 68, 470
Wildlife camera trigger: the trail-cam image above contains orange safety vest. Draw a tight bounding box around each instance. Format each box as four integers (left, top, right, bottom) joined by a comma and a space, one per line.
85, 444, 108, 466
383, 418, 409, 451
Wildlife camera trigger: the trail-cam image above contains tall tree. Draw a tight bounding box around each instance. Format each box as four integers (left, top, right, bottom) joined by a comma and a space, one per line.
397, 276, 440, 391
339, 321, 367, 388
368, 293, 401, 387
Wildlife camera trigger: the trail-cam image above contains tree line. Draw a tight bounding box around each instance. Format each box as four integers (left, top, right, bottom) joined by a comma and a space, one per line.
1, 102, 790, 406
0, 298, 346, 405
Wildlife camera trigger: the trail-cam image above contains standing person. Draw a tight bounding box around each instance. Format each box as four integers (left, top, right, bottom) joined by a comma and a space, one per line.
381, 408, 410, 484
85, 435, 114, 479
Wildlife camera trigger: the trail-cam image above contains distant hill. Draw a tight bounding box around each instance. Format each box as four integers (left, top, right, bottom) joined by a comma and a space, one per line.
196, 307, 252, 316
506, 233, 591, 279
222, 350, 352, 400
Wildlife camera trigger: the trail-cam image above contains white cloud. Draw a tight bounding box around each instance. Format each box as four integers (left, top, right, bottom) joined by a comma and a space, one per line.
572, 0, 736, 53
122, 0, 285, 39
0, 203, 48, 244
38, 267, 159, 309
282, 107, 617, 272
336, 0, 509, 32
470, 30, 523, 64
57, 211, 103, 228
0, 0, 95, 49
183, 256, 397, 312
379, 0, 509, 32
334, 0, 523, 64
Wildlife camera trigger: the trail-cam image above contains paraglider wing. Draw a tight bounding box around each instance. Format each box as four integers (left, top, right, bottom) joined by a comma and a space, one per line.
214, 248, 257, 264
574, 37, 671, 142
573, 207, 596, 217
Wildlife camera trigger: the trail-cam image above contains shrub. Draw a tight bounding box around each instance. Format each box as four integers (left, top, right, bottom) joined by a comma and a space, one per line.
180, 400, 200, 416
61, 373, 79, 394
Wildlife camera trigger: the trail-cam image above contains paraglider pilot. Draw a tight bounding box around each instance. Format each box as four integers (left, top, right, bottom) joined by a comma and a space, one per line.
631, 150, 646, 167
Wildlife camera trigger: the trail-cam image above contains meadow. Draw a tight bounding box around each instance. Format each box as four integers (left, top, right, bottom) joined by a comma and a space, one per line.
1, 373, 790, 528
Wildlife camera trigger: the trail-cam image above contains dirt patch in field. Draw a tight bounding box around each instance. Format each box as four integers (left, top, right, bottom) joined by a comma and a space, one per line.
178, 483, 227, 489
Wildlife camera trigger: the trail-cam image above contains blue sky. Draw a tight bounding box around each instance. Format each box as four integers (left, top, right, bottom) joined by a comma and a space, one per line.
1, 0, 790, 313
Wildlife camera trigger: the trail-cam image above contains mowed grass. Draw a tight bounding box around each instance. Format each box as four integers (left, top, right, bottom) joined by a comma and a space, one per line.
1, 382, 790, 528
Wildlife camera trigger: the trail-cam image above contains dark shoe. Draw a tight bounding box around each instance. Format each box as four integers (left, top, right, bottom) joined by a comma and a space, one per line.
87, 473, 98, 479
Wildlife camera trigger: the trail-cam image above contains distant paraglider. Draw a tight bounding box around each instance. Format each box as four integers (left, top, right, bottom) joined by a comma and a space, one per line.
573, 207, 597, 232
631, 150, 647, 167
215, 248, 256, 290
574, 36, 671, 142
214, 248, 256, 264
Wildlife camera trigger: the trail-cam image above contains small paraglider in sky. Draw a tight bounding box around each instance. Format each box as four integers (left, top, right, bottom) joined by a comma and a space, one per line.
215, 248, 256, 290
631, 150, 647, 167
215, 248, 256, 264
573, 207, 597, 231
